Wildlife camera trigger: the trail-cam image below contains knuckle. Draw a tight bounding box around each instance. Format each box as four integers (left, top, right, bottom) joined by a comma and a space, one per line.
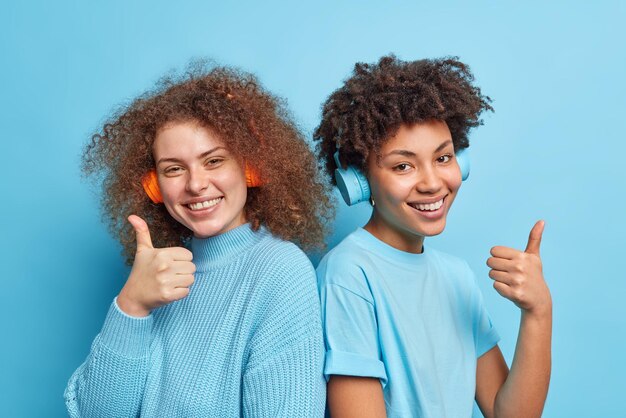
521, 253, 531, 262
155, 271, 170, 286
161, 288, 173, 302
155, 250, 168, 261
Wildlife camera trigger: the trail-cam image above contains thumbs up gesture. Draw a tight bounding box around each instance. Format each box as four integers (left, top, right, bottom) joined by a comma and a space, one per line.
117, 215, 196, 317
486, 221, 552, 315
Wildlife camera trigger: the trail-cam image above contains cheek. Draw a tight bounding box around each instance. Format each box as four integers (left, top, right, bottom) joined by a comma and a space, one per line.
158, 179, 187, 221
370, 175, 411, 207
450, 174, 462, 192
158, 178, 181, 205
443, 168, 462, 193
218, 170, 248, 201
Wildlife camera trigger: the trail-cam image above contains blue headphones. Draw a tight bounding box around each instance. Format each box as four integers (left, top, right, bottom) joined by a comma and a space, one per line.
334, 148, 470, 206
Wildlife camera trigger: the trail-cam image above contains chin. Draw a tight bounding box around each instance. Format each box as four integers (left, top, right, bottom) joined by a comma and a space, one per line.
191, 225, 227, 238
417, 221, 447, 237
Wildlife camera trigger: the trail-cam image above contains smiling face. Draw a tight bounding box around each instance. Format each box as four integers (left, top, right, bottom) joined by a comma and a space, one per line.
363, 120, 463, 253
152, 121, 248, 239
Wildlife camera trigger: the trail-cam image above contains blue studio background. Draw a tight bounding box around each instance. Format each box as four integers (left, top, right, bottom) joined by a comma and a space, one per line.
2, 1, 625, 416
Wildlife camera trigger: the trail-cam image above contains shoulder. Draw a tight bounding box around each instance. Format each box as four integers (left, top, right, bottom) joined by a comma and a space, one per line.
247, 229, 317, 296
317, 231, 373, 301
253, 230, 314, 274
245, 232, 322, 345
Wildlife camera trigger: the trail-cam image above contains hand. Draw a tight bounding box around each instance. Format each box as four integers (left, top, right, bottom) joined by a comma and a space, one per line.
487, 221, 551, 316
117, 215, 196, 317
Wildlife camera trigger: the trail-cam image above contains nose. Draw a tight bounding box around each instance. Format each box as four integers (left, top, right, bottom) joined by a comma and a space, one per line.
185, 168, 210, 194
415, 165, 443, 194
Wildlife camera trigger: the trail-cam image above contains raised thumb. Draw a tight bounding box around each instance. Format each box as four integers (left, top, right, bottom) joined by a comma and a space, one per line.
524, 220, 545, 255
128, 214, 154, 251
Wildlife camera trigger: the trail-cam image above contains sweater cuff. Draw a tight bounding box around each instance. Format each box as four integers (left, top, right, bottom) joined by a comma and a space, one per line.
98, 297, 153, 358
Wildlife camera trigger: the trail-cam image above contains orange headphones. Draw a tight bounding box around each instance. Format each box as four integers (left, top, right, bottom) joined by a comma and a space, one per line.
141, 163, 263, 204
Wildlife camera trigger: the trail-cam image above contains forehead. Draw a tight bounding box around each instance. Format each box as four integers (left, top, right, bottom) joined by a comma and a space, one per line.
153, 121, 228, 158
379, 120, 452, 155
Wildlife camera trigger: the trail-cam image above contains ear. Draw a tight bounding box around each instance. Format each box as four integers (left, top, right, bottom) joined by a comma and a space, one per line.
244, 163, 264, 188
142, 170, 163, 203
456, 148, 471, 181
333, 151, 371, 206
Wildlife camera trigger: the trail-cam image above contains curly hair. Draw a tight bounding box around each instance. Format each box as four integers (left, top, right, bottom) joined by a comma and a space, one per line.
83, 62, 333, 263
313, 55, 493, 181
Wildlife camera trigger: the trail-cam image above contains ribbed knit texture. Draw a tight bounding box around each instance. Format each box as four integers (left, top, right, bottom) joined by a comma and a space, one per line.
65, 224, 326, 417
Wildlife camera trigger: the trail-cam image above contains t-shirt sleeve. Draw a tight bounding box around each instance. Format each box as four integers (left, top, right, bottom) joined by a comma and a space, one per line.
317, 259, 388, 387
466, 265, 500, 357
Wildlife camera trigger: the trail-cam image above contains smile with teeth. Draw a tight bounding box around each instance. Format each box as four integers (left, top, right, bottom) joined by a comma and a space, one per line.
187, 197, 223, 211
410, 198, 444, 212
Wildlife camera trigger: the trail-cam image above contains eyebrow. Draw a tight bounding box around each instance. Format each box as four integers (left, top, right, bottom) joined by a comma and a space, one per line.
156, 146, 228, 165
382, 139, 453, 159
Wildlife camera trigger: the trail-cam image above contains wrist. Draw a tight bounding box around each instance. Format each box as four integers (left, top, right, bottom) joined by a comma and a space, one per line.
117, 291, 151, 317
521, 301, 552, 322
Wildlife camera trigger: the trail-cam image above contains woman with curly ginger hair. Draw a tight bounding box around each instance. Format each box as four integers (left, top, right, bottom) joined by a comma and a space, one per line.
65, 63, 332, 417
314, 55, 551, 417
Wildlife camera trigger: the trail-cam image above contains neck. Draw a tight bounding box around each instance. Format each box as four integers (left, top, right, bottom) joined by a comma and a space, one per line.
364, 211, 425, 254
191, 223, 265, 270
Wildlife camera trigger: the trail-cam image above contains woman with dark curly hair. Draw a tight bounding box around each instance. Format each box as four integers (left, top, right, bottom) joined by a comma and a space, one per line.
315, 55, 551, 417
64, 63, 332, 417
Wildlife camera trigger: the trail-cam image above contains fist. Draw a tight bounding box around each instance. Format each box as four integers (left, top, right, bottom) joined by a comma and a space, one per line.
117, 215, 196, 317
486, 220, 552, 315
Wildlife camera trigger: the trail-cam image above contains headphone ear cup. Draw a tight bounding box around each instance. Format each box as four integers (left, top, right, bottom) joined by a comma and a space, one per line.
333, 151, 370, 206
456, 148, 470, 181
142, 170, 163, 204
245, 163, 263, 188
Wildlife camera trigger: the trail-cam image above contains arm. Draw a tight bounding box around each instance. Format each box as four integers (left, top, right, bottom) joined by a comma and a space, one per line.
64, 300, 154, 418
328, 376, 387, 418
317, 257, 388, 418
476, 221, 552, 418
65, 215, 193, 417
242, 333, 326, 417
242, 250, 325, 417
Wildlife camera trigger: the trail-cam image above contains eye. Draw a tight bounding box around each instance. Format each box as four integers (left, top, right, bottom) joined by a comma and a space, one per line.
163, 166, 184, 176
437, 154, 453, 164
393, 163, 412, 172
204, 157, 224, 167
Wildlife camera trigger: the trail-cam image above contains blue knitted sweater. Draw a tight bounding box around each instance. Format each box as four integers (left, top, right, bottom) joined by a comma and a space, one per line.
65, 224, 326, 417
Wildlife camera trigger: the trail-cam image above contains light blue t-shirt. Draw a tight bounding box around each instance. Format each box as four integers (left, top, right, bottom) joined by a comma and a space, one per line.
317, 228, 499, 418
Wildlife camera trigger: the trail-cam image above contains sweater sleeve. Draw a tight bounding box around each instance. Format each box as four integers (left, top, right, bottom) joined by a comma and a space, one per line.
242, 249, 326, 418
64, 298, 154, 418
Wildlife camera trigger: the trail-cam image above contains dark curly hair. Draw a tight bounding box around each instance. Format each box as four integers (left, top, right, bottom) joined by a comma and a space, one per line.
83, 62, 333, 263
314, 55, 493, 181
